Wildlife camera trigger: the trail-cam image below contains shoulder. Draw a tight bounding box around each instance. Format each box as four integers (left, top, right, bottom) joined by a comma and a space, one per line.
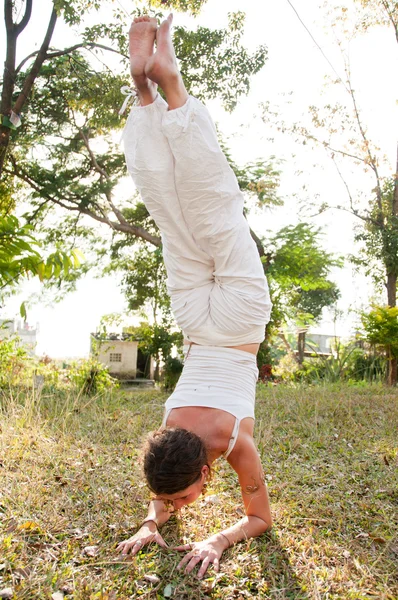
226, 419, 258, 470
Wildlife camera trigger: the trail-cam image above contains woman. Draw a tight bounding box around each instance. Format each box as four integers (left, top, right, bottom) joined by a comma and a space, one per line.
117, 15, 273, 579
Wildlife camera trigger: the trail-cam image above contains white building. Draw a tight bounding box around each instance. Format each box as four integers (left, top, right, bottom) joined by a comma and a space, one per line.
0, 318, 38, 355
90, 333, 154, 380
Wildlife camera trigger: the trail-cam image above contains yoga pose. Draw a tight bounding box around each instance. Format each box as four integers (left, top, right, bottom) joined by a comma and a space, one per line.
117, 15, 273, 579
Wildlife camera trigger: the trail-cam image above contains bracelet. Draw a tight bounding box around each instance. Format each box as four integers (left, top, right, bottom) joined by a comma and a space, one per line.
141, 518, 158, 529
219, 532, 231, 549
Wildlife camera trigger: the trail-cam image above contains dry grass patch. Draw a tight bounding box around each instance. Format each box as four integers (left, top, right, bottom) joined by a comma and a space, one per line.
0, 384, 397, 599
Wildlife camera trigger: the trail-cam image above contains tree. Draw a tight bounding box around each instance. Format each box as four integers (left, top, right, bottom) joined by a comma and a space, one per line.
362, 305, 398, 385
0, 213, 82, 316
263, 0, 398, 381
262, 223, 341, 365
1, 1, 268, 245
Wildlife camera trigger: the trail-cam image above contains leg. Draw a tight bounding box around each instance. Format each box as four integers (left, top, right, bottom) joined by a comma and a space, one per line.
123, 18, 214, 332
144, 19, 271, 342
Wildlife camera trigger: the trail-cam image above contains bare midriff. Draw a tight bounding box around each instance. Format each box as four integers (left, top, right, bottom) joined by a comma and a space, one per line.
184, 339, 259, 356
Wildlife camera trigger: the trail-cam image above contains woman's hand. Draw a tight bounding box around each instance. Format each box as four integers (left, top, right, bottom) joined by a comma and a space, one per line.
116, 522, 168, 556
174, 534, 229, 579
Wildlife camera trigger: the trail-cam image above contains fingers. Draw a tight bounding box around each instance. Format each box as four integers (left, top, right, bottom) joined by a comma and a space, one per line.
197, 556, 211, 579
173, 544, 192, 552
116, 539, 137, 555
154, 532, 169, 549
177, 551, 194, 570
184, 554, 202, 574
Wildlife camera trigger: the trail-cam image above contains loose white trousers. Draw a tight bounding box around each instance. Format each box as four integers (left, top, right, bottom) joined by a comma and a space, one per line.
122, 95, 271, 346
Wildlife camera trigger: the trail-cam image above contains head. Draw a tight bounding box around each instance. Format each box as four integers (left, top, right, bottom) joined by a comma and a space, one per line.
143, 427, 210, 509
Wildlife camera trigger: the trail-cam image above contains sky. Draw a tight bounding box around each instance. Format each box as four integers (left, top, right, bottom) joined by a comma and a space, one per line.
1, 0, 397, 357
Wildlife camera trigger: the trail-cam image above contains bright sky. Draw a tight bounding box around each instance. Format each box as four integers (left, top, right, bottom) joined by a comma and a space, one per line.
1, 0, 397, 357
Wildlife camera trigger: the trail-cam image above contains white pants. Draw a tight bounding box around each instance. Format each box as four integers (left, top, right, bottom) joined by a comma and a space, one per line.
122, 95, 271, 346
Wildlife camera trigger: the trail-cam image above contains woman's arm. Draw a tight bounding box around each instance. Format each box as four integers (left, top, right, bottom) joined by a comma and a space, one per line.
224, 421, 272, 541
176, 421, 272, 578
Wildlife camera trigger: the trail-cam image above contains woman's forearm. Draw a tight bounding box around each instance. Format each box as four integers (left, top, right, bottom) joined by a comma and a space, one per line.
213, 515, 270, 549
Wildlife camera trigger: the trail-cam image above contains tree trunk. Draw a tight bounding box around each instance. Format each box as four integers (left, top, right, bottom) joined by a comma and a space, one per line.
387, 272, 397, 307
388, 358, 398, 386
297, 330, 306, 365
0, 5, 57, 177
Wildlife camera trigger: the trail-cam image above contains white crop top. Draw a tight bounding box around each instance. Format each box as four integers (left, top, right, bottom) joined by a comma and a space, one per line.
162, 345, 258, 458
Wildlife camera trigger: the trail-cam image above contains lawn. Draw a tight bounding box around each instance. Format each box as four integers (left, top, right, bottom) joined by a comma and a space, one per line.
0, 384, 397, 599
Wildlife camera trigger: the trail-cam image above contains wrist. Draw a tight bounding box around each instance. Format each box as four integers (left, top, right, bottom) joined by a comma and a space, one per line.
141, 518, 158, 532
216, 531, 231, 551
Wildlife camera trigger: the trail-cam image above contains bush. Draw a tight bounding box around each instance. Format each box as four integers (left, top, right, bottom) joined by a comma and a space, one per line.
0, 336, 33, 387
162, 356, 183, 390
69, 358, 118, 396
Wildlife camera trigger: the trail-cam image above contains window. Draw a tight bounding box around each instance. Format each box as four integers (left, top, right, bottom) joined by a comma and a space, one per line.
109, 353, 122, 363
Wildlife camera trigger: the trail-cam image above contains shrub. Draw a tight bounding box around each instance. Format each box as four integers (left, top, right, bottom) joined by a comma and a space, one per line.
162, 356, 183, 390
69, 358, 118, 396
0, 335, 33, 387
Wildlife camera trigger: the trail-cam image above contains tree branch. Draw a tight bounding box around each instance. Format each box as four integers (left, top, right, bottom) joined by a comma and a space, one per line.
4, 0, 14, 31
13, 8, 58, 115
77, 126, 132, 228
6, 159, 161, 247
15, 42, 128, 74
331, 155, 382, 228
381, 0, 398, 44
15, 0, 33, 36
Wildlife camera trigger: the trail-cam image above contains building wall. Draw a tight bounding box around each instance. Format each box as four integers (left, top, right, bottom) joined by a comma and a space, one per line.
94, 339, 138, 379
0, 318, 38, 355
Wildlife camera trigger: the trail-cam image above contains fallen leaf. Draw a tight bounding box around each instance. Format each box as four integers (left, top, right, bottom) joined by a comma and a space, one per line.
0, 564, 6, 571
204, 495, 220, 505
83, 545, 99, 557
383, 455, 390, 466
0, 589, 13, 599
163, 583, 173, 597
17, 521, 41, 532
5, 519, 17, 533
370, 536, 386, 544
144, 574, 160, 584
343, 550, 351, 558
59, 584, 73, 594
51, 593, 64, 600
12, 566, 30, 580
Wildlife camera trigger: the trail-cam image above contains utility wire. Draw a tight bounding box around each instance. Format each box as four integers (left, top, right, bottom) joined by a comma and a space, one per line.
285, 0, 345, 86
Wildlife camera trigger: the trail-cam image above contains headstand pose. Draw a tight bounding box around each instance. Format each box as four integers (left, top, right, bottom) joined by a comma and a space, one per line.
117, 15, 273, 579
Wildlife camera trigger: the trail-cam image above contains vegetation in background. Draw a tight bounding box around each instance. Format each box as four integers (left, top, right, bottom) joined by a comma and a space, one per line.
263, 0, 398, 381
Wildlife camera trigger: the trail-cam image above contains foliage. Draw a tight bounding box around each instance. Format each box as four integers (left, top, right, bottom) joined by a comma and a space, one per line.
68, 357, 118, 395
125, 321, 183, 361
163, 355, 184, 390
0, 214, 83, 315
175, 12, 267, 111
0, 335, 32, 387
273, 352, 300, 382
361, 305, 398, 358
265, 223, 342, 327
262, 0, 398, 314
352, 178, 398, 288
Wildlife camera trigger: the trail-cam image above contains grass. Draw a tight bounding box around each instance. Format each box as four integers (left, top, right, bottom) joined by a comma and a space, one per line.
0, 383, 397, 599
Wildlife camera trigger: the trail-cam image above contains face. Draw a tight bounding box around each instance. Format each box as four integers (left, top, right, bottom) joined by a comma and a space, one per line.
157, 466, 208, 510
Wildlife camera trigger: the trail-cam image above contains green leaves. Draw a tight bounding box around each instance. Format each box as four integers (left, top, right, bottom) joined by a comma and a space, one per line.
174, 13, 268, 111
265, 223, 342, 326
0, 214, 84, 302
362, 305, 398, 358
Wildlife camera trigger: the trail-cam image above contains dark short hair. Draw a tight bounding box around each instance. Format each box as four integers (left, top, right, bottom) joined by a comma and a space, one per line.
143, 427, 209, 495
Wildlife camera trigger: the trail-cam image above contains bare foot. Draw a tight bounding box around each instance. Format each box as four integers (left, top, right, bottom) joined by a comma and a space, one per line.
145, 14, 188, 110
129, 16, 158, 105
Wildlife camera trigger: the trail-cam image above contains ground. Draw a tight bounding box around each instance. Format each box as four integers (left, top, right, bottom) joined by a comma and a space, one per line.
0, 384, 397, 599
